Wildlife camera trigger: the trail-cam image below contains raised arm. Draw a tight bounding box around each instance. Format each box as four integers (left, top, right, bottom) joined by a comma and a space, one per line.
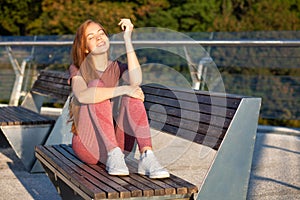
119, 19, 142, 86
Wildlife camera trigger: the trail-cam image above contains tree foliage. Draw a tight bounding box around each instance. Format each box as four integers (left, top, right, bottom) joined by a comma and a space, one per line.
0, 0, 300, 35
0, 0, 42, 35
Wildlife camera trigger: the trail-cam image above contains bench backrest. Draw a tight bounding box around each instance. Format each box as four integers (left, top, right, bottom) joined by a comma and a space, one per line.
21, 70, 71, 113
142, 83, 262, 199
31, 70, 71, 102
142, 83, 243, 150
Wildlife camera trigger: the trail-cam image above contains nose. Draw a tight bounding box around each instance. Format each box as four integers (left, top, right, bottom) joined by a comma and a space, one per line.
96, 33, 101, 40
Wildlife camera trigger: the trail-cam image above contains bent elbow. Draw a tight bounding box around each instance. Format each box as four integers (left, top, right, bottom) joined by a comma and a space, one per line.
74, 95, 86, 104
75, 92, 92, 104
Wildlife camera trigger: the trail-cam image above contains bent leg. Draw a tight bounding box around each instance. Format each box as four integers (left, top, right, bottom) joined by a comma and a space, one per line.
115, 96, 152, 153
88, 99, 119, 152
72, 134, 98, 164
73, 80, 120, 163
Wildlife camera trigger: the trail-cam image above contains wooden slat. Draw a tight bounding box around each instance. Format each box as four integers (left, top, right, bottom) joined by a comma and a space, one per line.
119, 176, 154, 197
63, 144, 162, 198
61, 144, 144, 198
30, 70, 71, 101
0, 106, 55, 126
89, 164, 143, 198
144, 97, 237, 119
141, 83, 244, 150
145, 105, 231, 131
142, 84, 242, 109
124, 163, 178, 196
14, 106, 54, 124
0, 107, 22, 125
51, 145, 121, 199
56, 145, 134, 199
150, 122, 222, 150
36, 144, 198, 199
61, 144, 194, 197
36, 145, 106, 199
0, 110, 14, 126
119, 168, 166, 196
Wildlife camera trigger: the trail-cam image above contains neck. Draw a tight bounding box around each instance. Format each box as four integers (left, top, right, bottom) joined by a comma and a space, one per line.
90, 52, 108, 71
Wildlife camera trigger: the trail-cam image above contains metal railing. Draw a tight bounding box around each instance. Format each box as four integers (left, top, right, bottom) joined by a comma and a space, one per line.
0, 39, 299, 120
0, 39, 300, 47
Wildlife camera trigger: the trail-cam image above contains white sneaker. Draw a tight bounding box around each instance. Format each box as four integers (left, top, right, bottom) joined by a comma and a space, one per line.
106, 147, 129, 176
138, 150, 170, 179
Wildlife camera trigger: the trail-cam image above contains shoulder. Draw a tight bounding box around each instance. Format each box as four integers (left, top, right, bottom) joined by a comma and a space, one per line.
115, 60, 128, 72
69, 64, 79, 77
68, 64, 81, 84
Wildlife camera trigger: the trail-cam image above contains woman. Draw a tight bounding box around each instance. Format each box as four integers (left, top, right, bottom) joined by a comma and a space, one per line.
68, 18, 169, 179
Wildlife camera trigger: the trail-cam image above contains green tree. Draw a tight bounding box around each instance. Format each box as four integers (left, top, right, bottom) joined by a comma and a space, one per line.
0, 0, 42, 35
213, 0, 300, 31
30, 0, 136, 35
135, 0, 220, 32
134, 0, 178, 30
2, 0, 300, 35
170, 0, 220, 32
242, 0, 300, 31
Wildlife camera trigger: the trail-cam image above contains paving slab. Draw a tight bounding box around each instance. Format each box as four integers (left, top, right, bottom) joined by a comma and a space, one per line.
247, 132, 300, 200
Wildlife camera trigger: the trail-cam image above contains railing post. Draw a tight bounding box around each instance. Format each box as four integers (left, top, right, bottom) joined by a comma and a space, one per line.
183, 46, 201, 90
6, 46, 32, 106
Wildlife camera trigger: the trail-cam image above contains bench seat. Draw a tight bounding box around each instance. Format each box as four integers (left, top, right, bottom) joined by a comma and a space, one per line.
35, 144, 198, 200
0, 106, 55, 126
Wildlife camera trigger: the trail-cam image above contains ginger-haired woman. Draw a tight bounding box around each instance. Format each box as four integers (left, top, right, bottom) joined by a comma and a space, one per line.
68, 18, 169, 179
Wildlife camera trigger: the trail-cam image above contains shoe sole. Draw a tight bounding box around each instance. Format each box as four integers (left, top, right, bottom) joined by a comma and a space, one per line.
138, 171, 170, 179
108, 171, 129, 176
107, 167, 129, 176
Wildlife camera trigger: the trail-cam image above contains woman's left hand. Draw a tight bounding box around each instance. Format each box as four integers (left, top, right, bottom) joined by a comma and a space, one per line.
118, 18, 134, 39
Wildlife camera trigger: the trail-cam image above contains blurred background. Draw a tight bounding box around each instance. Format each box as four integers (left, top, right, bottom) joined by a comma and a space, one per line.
0, 0, 299, 128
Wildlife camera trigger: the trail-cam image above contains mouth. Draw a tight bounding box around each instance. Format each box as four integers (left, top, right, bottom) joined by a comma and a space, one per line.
97, 41, 105, 47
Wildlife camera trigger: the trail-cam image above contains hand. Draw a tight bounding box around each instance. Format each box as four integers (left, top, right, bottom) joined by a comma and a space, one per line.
118, 18, 134, 39
126, 85, 144, 102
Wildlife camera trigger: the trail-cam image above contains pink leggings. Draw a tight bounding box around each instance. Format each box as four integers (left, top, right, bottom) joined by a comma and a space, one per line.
72, 94, 152, 165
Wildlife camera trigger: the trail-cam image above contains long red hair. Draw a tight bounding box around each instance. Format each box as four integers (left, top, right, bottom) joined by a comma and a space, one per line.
71, 19, 108, 84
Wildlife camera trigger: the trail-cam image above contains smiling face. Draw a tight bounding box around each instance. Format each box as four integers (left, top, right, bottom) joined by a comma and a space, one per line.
85, 22, 110, 54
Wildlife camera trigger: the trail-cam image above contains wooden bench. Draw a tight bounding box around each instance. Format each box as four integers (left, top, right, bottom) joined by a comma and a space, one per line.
0, 70, 72, 172
35, 83, 261, 199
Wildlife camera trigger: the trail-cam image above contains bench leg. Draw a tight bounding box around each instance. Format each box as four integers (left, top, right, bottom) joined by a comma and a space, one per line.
0, 124, 52, 172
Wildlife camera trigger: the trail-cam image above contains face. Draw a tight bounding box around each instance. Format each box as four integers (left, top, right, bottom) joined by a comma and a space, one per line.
85, 22, 109, 55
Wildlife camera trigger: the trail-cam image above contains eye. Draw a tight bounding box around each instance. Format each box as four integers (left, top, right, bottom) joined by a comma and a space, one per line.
98, 30, 106, 36
87, 35, 95, 40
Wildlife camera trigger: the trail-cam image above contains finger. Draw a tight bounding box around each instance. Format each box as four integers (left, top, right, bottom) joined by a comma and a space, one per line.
118, 19, 125, 25
119, 21, 126, 31
118, 19, 127, 26
119, 19, 132, 29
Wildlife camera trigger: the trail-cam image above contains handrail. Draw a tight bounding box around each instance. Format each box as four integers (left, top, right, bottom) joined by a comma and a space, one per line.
0, 40, 300, 47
